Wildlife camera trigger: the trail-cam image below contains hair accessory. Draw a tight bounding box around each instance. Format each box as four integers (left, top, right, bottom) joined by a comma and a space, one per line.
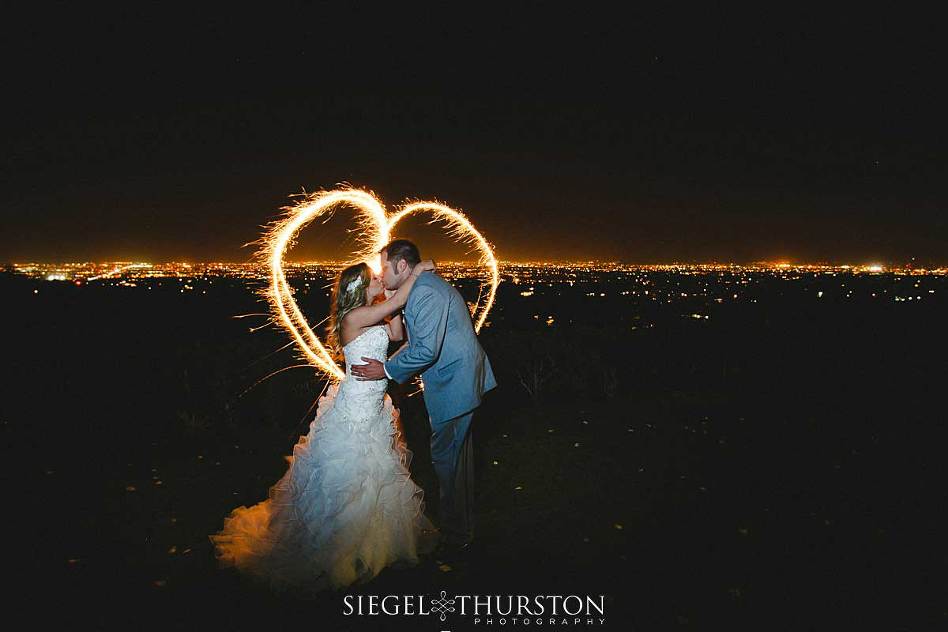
345, 276, 363, 294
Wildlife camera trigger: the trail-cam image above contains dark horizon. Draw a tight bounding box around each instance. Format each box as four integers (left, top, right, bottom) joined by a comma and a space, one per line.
2, 6, 945, 265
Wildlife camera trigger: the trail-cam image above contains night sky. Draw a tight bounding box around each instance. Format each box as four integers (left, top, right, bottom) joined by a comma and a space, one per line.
2, 5, 946, 264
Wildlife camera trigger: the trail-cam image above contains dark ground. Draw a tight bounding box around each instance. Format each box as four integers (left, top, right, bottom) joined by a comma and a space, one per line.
3, 271, 947, 630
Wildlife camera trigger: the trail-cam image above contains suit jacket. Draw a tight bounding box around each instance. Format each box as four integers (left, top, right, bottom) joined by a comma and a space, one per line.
384, 271, 497, 425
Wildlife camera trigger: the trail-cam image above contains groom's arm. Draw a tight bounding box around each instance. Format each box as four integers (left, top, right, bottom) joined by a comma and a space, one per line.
383, 285, 449, 385
382, 342, 408, 380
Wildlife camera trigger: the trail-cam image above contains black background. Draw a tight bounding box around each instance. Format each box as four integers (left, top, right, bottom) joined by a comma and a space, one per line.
2, 4, 946, 263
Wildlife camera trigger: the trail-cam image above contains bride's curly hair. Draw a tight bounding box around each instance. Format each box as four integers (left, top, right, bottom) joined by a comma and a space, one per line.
327, 262, 373, 360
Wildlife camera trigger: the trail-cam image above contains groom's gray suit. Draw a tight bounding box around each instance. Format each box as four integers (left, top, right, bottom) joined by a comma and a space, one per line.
384, 271, 496, 545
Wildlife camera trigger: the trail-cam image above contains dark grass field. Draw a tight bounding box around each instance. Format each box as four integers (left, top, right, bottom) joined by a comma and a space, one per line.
4, 272, 946, 630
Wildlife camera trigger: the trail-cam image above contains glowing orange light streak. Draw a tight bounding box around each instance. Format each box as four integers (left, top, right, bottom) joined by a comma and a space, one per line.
385, 201, 499, 332
253, 187, 499, 382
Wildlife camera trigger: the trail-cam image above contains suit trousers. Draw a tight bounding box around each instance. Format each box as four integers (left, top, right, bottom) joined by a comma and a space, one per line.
429, 409, 475, 545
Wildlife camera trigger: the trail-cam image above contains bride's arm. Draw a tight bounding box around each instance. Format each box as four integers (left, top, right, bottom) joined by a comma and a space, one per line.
385, 311, 405, 342
343, 259, 436, 330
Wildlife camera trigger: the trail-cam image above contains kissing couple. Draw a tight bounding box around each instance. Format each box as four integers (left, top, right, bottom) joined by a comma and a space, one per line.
210, 239, 496, 592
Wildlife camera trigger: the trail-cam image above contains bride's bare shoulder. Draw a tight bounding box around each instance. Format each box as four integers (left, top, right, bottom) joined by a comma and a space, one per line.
339, 312, 364, 347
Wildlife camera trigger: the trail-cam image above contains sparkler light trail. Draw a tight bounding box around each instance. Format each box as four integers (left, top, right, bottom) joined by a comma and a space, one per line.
386, 201, 500, 332
250, 186, 499, 382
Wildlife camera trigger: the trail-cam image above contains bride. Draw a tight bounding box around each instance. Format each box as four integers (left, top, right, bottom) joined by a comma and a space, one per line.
209, 258, 438, 593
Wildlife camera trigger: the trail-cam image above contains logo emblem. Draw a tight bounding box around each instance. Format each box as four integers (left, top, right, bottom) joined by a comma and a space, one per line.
430, 590, 457, 621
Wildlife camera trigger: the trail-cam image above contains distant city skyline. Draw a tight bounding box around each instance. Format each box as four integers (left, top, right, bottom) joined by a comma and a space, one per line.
8, 259, 946, 276
2, 254, 942, 267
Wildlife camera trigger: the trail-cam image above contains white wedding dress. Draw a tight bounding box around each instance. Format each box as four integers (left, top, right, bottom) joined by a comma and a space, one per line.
209, 325, 437, 593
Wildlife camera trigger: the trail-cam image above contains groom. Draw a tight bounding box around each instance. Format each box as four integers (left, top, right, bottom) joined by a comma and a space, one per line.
351, 239, 497, 556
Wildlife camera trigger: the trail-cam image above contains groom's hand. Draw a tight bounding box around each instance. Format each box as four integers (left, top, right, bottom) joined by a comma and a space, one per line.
351, 357, 387, 381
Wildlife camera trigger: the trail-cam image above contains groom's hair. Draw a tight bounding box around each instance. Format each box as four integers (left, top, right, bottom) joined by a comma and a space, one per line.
382, 239, 421, 272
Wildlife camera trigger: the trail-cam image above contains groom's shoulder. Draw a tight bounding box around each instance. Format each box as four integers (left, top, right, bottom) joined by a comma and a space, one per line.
416, 271, 448, 291
410, 272, 454, 301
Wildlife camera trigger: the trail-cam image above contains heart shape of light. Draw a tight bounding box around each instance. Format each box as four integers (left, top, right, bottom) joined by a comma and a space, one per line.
253, 187, 499, 381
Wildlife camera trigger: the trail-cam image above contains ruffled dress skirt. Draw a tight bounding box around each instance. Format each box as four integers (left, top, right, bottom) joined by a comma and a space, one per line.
209, 383, 437, 593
